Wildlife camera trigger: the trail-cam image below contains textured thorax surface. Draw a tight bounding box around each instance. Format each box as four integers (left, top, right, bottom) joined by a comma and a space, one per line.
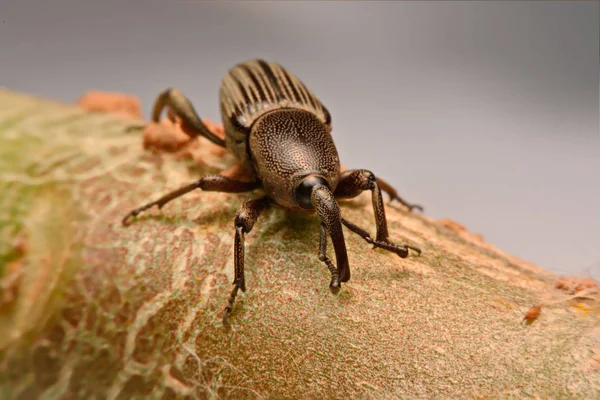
249, 109, 340, 209
218, 59, 331, 174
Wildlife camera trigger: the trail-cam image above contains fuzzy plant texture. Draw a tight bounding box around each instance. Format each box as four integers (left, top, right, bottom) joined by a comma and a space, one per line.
0, 88, 598, 400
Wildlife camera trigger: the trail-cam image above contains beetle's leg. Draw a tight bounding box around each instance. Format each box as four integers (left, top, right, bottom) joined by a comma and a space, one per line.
376, 176, 423, 213
223, 196, 271, 325
334, 169, 422, 256
152, 87, 227, 148
319, 223, 341, 294
341, 217, 421, 258
312, 186, 351, 283
121, 176, 259, 226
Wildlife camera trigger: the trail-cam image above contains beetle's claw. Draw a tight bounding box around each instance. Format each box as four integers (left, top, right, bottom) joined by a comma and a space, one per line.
406, 245, 422, 256
122, 214, 134, 226
329, 279, 341, 294
122, 210, 140, 226
222, 306, 232, 327
401, 201, 424, 213
408, 204, 424, 213
389, 197, 424, 213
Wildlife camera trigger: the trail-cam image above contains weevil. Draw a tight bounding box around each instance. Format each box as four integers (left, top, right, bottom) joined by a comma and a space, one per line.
121, 59, 424, 324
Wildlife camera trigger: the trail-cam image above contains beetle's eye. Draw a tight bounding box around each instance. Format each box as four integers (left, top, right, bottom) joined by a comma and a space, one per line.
296, 175, 329, 210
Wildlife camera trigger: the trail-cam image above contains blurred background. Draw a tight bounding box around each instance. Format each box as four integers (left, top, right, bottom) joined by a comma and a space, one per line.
1, 1, 598, 278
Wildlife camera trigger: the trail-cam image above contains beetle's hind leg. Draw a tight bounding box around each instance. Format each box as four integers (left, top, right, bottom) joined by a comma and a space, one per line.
375, 176, 423, 213
121, 175, 259, 226
334, 169, 422, 257
152, 87, 227, 148
223, 196, 271, 326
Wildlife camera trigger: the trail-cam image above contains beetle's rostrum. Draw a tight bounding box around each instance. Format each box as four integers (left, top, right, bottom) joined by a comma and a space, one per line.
121, 59, 424, 325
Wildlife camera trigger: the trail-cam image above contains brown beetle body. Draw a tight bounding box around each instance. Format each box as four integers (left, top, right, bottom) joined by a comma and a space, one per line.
219, 60, 339, 211
122, 59, 424, 325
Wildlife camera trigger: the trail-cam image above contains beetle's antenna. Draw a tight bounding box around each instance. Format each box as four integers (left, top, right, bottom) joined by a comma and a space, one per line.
311, 185, 350, 282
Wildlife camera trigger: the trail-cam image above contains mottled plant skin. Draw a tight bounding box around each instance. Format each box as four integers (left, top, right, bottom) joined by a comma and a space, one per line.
1, 89, 599, 400
121, 59, 424, 323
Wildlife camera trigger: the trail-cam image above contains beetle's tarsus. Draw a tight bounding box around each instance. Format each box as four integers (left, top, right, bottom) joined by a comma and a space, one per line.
364, 232, 409, 258
391, 198, 424, 213
342, 217, 421, 258
375, 176, 424, 213
222, 284, 241, 326
399, 200, 424, 213
122, 206, 154, 226
361, 230, 422, 256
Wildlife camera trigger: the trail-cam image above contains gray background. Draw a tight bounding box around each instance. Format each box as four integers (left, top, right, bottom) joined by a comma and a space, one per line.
2, 1, 599, 278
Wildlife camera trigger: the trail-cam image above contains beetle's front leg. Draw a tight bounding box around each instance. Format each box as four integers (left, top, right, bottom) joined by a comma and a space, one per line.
334, 169, 422, 256
223, 196, 271, 326
318, 223, 341, 294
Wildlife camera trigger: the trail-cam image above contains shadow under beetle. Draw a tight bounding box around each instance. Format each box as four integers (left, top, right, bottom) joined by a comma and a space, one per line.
122, 59, 424, 325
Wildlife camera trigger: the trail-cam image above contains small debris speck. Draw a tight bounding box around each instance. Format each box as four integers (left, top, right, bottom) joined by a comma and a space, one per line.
522, 305, 542, 324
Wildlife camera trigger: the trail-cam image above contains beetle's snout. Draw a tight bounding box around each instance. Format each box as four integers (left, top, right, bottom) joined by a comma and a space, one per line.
295, 175, 330, 210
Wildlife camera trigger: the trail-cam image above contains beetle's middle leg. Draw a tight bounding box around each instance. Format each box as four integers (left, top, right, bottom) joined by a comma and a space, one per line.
121, 175, 260, 226
223, 196, 271, 325
334, 169, 422, 257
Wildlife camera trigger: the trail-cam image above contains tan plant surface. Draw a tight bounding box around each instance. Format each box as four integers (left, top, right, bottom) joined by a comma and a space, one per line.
0, 89, 598, 399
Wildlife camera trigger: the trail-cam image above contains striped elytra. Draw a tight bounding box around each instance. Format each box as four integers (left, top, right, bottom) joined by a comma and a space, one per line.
218, 59, 335, 185
219, 59, 331, 133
